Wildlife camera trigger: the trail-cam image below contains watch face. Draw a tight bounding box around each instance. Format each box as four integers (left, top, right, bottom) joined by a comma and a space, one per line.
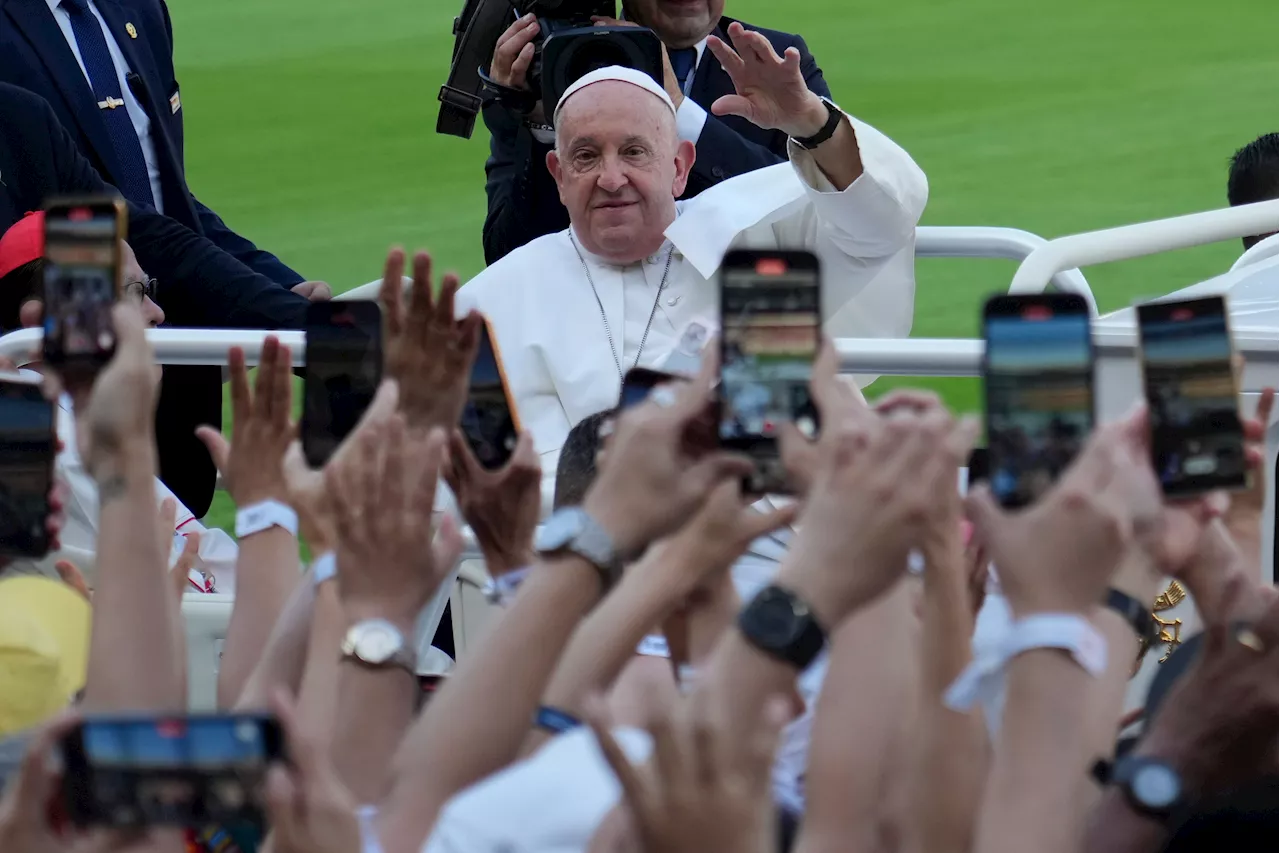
536, 508, 586, 553
353, 620, 401, 664
748, 588, 805, 647
1133, 764, 1181, 809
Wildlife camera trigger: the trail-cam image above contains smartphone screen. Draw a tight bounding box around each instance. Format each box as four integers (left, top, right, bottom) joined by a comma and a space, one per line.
0, 377, 55, 558
301, 301, 382, 468
41, 198, 125, 373
61, 714, 283, 829
983, 294, 1094, 508
719, 250, 820, 494
460, 318, 522, 470
1137, 296, 1245, 496
618, 367, 684, 412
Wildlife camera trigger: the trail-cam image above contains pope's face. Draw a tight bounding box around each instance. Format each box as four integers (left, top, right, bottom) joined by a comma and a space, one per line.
625, 0, 725, 48
549, 82, 694, 265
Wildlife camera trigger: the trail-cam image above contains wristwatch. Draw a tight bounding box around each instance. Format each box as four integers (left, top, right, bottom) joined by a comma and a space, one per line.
535, 507, 625, 590
793, 97, 843, 150
1104, 756, 1186, 823
340, 619, 418, 675
1104, 588, 1160, 648
737, 585, 827, 669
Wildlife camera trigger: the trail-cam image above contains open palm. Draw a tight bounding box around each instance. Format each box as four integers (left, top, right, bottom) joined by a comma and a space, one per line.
706, 22, 825, 138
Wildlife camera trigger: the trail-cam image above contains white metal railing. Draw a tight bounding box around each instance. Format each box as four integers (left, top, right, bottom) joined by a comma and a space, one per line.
1009, 201, 1278, 297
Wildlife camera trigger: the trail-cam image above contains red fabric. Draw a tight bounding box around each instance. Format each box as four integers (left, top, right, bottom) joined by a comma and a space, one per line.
0, 211, 44, 279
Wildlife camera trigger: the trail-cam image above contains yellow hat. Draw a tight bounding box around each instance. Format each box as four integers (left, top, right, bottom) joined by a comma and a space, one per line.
0, 576, 92, 737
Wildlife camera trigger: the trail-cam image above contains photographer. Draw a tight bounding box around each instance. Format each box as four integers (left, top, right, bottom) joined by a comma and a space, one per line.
481, 0, 833, 264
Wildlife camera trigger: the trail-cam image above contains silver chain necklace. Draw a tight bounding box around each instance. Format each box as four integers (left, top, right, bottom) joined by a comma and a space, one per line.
568, 232, 677, 379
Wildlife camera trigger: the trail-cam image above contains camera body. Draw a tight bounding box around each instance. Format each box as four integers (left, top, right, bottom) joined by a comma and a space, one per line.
438, 0, 664, 137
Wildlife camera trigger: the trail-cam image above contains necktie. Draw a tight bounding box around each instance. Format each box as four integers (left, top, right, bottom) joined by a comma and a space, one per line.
60, 0, 155, 207
667, 47, 696, 91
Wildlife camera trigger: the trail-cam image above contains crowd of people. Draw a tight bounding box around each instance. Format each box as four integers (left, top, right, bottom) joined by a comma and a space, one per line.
1, 0, 1278, 852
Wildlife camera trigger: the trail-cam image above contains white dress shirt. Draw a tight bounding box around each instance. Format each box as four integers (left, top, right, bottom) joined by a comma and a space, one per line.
43, 0, 165, 212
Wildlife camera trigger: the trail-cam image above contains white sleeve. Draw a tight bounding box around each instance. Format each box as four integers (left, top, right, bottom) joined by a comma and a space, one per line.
675, 97, 709, 144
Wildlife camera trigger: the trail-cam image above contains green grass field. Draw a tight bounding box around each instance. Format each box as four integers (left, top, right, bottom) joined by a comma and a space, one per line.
169, 0, 1277, 533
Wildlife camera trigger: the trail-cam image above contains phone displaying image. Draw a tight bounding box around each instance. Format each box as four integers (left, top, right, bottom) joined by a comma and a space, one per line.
1136, 296, 1245, 496
982, 293, 1094, 509
0, 375, 56, 558
301, 301, 382, 468
460, 317, 522, 470
41, 197, 126, 376
618, 367, 685, 412
60, 713, 283, 829
718, 250, 821, 495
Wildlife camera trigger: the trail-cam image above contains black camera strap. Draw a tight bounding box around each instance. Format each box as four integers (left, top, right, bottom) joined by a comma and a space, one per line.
438, 0, 514, 138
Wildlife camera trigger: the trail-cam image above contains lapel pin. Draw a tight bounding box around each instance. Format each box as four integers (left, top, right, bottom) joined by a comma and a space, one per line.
125, 22, 138, 39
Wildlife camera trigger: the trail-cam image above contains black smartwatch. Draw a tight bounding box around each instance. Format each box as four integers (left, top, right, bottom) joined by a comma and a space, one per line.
737, 585, 826, 669
793, 98, 843, 150
1105, 588, 1159, 647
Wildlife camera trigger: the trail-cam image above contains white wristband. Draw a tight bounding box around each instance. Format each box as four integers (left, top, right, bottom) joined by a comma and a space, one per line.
311, 552, 337, 586
482, 566, 531, 605
944, 612, 1108, 711
235, 500, 299, 540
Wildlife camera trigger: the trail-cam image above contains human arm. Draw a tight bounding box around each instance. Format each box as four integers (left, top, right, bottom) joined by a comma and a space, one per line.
233, 574, 317, 711
197, 338, 302, 708
190, 195, 306, 285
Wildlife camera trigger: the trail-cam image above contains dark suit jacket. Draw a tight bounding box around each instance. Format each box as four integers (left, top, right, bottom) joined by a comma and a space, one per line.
0, 82, 308, 510
480, 16, 832, 265
0, 0, 307, 514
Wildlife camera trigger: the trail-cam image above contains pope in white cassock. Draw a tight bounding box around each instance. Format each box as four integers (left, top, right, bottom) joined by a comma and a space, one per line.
455, 24, 928, 484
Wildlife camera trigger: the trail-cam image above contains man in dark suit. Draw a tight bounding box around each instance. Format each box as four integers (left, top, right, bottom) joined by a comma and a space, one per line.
480, 0, 831, 265
0, 82, 309, 469
0, 0, 324, 514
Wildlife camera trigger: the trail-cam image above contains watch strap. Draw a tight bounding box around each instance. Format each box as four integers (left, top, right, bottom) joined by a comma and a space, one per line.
235, 500, 298, 539
341, 621, 418, 675
1105, 588, 1158, 645
1111, 756, 1185, 823
793, 98, 842, 150
538, 509, 625, 589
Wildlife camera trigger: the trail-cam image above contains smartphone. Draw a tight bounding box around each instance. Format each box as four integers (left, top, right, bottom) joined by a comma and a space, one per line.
60, 713, 283, 829
41, 197, 126, 377
1136, 296, 1245, 496
300, 301, 382, 468
718, 249, 821, 495
0, 375, 56, 558
618, 367, 685, 412
982, 293, 1094, 509
460, 317, 522, 470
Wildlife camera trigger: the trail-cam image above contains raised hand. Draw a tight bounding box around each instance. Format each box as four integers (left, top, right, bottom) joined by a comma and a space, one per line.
0, 711, 82, 853
587, 693, 792, 853
783, 396, 978, 627
196, 337, 296, 507
582, 348, 754, 556
325, 404, 451, 623
778, 338, 871, 495
281, 380, 400, 554
444, 429, 541, 576
1223, 387, 1275, 547
379, 248, 482, 433
705, 21, 830, 138
966, 413, 1164, 618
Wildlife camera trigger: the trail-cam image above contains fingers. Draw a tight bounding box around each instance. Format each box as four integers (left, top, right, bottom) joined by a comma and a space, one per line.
195, 426, 231, 473
510, 43, 535, 88
743, 501, 799, 542
506, 430, 541, 475
432, 513, 466, 573
264, 764, 301, 846
408, 252, 435, 336
686, 452, 755, 498
56, 559, 92, 601
380, 248, 406, 338
227, 346, 251, 431
584, 694, 647, 811
109, 299, 149, 357
964, 484, 1006, 548
346, 379, 400, 451
709, 93, 754, 120
1250, 587, 1279, 649
12, 709, 81, 816
254, 336, 280, 425
493, 15, 540, 85
704, 34, 743, 76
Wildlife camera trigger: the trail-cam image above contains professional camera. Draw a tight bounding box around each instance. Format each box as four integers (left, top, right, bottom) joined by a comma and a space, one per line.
438, 0, 664, 138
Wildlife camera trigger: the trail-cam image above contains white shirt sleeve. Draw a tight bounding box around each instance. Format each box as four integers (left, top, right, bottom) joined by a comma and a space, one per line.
675, 97, 709, 145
